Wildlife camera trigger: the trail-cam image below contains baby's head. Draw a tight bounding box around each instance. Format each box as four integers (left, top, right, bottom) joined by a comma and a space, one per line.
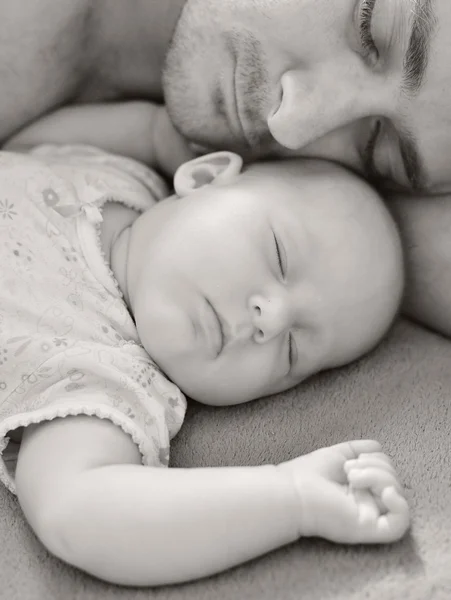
126, 153, 403, 405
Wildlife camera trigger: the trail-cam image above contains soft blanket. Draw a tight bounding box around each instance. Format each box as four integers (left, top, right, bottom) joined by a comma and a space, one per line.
1, 318, 450, 599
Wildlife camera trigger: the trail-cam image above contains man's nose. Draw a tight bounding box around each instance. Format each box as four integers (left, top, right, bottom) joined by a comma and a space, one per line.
267, 63, 387, 150
248, 293, 291, 343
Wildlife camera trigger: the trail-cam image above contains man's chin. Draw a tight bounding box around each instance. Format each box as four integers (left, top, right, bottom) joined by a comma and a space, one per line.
175, 124, 276, 162
171, 114, 244, 151
190, 127, 280, 161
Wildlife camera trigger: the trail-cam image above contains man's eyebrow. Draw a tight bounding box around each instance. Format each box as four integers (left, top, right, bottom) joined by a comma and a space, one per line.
397, 1, 436, 189
401, 0, 436, 96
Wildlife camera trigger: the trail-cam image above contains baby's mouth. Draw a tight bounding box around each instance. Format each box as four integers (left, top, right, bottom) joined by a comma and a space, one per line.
204, 298, 225, 357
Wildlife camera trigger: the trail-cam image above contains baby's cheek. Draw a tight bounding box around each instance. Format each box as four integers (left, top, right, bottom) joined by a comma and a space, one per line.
220, 348, 284, 403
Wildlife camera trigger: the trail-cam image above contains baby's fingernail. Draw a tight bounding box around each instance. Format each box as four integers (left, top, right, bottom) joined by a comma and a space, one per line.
344, 459, 357, 471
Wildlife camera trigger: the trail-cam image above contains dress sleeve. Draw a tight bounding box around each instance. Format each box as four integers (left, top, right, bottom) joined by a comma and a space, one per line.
0, 344, 186, 494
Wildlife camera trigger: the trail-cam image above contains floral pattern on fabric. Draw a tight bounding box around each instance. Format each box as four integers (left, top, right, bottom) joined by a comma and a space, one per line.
0, 148, 186, 494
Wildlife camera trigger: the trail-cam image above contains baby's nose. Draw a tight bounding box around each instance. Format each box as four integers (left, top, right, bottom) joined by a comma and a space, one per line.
248, 294, 290, 343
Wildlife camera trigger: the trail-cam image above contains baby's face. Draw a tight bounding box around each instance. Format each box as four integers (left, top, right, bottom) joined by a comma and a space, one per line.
128, 159, 402, 405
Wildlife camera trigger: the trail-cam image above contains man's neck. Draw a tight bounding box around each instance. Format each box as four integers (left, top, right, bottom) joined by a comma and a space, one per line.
87, 0, 187, 101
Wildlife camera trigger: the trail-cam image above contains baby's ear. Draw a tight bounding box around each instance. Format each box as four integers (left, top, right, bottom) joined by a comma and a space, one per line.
174, 151, 243, 197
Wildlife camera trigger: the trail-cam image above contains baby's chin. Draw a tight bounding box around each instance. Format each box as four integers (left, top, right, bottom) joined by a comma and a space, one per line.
167, 372, 261, 407
178, 373, 309, 407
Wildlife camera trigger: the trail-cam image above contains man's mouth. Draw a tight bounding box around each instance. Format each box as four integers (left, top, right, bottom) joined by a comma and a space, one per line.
232, 61, 250, 148
210, 45, 274, 156
217, 36, 250, 149
227, 35, 277, 153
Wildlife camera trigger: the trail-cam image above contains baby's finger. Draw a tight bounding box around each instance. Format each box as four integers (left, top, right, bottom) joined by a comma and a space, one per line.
373, 487, 410, 542
347, 467, 402, 496
330, 440, 382, 460
354, 489, 379, 524
358, 452, 395, 470
345, 455, 396, 476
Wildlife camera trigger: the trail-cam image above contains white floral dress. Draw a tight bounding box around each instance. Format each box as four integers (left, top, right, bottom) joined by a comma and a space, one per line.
0, 146, 186, 493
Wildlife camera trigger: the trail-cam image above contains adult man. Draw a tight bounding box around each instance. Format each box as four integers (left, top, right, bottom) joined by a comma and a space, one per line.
1, 0, 451, 334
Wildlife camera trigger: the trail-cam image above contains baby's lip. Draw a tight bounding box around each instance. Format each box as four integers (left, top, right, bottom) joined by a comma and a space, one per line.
204, 298, 226, 357
202, 301, 257, 353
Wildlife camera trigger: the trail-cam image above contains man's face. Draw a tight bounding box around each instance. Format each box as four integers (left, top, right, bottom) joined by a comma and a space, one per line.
164, 0, 451, 193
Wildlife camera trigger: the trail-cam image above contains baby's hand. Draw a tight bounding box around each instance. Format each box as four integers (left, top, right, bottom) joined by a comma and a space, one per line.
278, 440, 410, 544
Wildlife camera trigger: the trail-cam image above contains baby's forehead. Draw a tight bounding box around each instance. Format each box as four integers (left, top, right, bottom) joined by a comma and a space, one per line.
246, 165, 386, 244
247, 160, 364, 196
247, 166, 361, 209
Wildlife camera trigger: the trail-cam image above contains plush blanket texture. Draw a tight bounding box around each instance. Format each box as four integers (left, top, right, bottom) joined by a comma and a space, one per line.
1, 318, 450, 599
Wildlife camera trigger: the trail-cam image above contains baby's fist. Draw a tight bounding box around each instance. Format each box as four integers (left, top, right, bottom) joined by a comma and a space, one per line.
343, 451, 410, 543
278, 440, 410, 544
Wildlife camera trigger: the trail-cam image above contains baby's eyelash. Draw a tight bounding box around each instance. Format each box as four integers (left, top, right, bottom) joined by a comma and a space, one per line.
288, 332, 293, 367
288, 332, 298, 372
273, 233, 285, 277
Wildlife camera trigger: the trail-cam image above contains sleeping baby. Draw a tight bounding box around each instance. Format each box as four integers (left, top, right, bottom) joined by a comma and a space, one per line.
0, 145, 408, 587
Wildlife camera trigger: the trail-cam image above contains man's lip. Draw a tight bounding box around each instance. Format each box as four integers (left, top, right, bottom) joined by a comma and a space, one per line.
224, 37, 250, 148
232, 61, 250, 147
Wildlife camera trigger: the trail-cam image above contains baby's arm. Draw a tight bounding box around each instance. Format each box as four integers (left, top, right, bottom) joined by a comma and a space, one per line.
15, 417, 409, 587
16, 416, 299, 586
3, 102, 195, 176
